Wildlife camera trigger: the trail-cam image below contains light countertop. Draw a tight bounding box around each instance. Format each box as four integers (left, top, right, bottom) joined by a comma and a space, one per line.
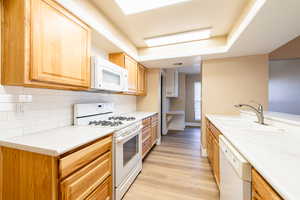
206, 114, 300, 200
0, 126, 114, 156
0, 111, 158, 156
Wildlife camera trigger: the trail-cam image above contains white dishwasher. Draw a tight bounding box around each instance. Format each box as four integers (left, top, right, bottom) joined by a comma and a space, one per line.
219, 135, 252, 200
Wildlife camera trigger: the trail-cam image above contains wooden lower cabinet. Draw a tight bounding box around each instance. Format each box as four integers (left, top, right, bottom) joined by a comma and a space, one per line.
206, 118, 220, 188
1, 134, 113, 200
142, 114, 159, 158
211, 136, 220, 187
151, 115, 158, 145
60, 152, 112, 200
86, 176, 112, 200
252, 169, 282, 200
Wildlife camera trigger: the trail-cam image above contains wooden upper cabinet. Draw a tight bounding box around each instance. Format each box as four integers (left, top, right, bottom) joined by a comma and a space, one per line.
2, 0, 91, 90
109, 53, 146, 95
137, 64, 147, 96
125, 55, 138, 93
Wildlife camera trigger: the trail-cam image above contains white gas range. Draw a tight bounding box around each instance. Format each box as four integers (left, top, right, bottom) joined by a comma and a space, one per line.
74, 103, 142, 200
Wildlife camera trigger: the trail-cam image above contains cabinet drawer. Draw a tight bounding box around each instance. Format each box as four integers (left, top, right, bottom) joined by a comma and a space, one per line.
151, 114, 158, 123
142, 118, 151, 127
59, 135, 112, 179
86, 176, 112, 200
142, 137, 152, 157
210, 124, 221, 142
252, 169, 282, 200
142, 127, 151, 141
60, 152, 112, 200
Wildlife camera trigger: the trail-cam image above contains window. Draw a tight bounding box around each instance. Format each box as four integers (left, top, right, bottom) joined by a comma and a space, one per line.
194, 81, 201, 120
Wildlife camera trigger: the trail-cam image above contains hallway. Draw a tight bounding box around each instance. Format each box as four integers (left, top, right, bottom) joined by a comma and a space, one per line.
123, 128, 219, 200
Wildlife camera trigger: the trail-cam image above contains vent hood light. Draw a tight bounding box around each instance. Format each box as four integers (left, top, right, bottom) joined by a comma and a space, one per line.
114, 0, 191, 15
144, 29, 212, 47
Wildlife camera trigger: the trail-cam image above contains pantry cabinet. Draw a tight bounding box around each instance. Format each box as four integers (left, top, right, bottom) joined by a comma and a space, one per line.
1, 134, 113, 200
109, 53, 147, 96
165, 69, 179, 97
2, 0, 91, 90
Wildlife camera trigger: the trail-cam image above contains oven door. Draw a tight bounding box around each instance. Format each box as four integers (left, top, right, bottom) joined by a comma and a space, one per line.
115, 128, 142, 187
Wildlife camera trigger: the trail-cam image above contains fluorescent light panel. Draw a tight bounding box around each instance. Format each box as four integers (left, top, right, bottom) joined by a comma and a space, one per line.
145, 29, 212, 47
114, 0, 191, 15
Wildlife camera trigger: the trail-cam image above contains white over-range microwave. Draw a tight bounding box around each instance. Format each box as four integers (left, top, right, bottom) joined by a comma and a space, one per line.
91, 56, 128, 92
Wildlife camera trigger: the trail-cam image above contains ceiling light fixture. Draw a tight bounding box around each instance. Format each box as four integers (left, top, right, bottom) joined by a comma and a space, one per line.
114, 0, 191, 15
144, 29, 212, 47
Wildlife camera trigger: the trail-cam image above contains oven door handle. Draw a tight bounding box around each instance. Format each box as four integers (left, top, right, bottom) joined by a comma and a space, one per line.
116, 127, 142, 143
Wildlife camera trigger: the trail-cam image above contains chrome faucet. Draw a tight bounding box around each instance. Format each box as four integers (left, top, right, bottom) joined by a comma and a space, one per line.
234, 102, 265, 125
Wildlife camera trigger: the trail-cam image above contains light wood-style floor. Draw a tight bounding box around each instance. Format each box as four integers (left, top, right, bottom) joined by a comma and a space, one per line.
123, 127, 220, 200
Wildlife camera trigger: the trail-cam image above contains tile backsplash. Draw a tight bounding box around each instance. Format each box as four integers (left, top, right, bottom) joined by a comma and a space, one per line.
0, 86, 136, 139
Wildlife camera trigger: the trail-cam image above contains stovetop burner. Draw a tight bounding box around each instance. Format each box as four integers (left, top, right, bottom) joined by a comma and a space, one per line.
108, 116, 136, 121
88, 120, 123, 127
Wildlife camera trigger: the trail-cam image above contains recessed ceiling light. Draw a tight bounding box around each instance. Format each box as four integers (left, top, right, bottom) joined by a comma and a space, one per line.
144, 29, 212, 47
114, 0, 191, 15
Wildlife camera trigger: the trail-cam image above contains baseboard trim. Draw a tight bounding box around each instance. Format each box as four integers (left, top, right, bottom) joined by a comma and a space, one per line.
201, 147, 207, 157
185, 122, 201, 127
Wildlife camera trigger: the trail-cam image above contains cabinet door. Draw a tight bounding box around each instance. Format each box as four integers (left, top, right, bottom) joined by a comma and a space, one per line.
252, 169, 282, 200
151, 123, 158, 145
165, 69, 179, 97
31, 0, 91, 88
137, 64, 146, 95
206, 128, 212, 164
212, 137, 220, 187
125, 55, 138, 92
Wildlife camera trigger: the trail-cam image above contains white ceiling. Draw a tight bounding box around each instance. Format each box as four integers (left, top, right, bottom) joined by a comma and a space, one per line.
140, 56, 201, 74
177, 65, 201, 74
202, 0, 300, 60
90, 0, 249, 47
81, 0, 300, 71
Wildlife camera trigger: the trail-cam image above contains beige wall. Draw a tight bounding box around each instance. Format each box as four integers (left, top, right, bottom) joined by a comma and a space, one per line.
269, 36, 300, 60
136, 69, 161, 112
185, 74, 201, 123
137, 68, 161, 141
170, 73, 186, 111
201, 55, 269, 147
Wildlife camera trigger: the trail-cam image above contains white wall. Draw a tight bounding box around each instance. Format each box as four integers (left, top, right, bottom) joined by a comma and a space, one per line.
269, 59, 300, 115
